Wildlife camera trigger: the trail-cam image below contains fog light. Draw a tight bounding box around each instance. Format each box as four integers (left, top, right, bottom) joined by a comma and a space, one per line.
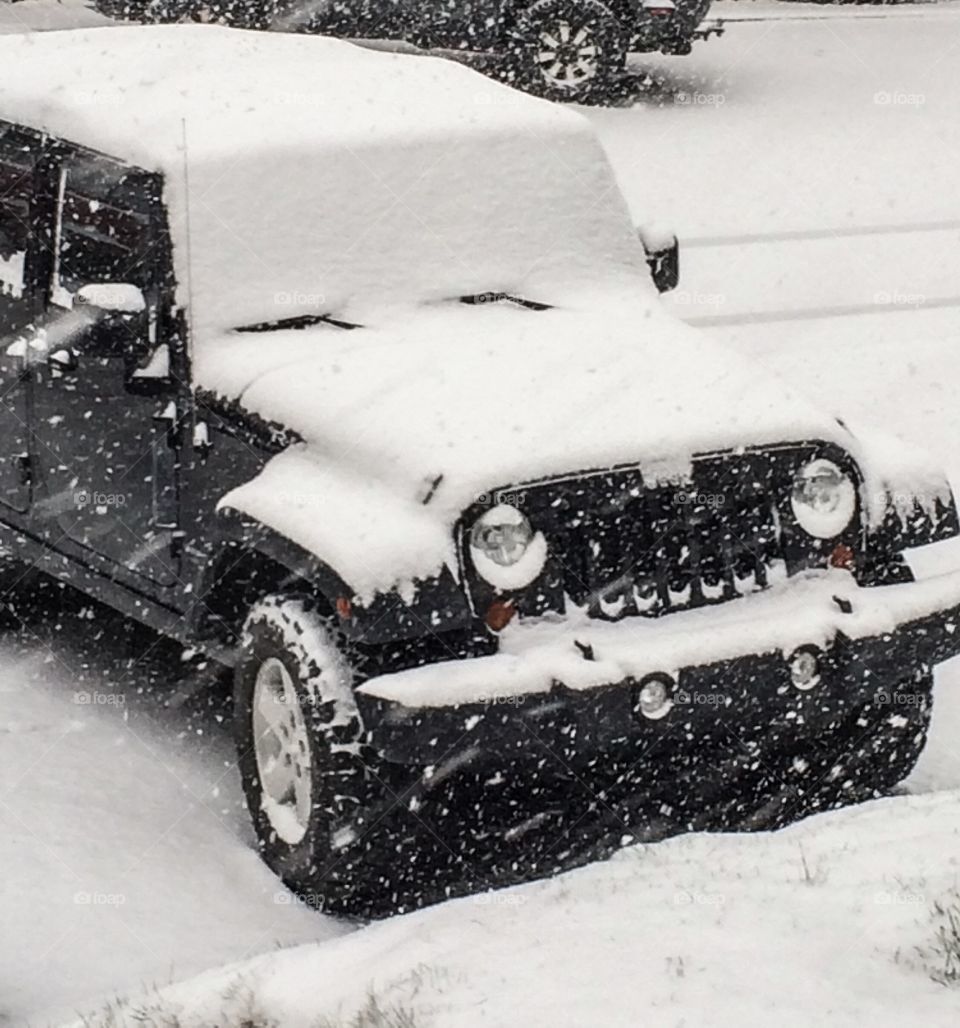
636, 674, 674, 720
788, 648, 821, 691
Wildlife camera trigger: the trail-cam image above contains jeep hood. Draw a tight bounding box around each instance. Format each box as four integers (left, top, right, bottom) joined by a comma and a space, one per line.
201, 296, 951, 599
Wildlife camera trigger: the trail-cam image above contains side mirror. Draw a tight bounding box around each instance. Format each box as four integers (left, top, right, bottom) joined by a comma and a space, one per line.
75, 283, 147, 315
637, 225, 680, 295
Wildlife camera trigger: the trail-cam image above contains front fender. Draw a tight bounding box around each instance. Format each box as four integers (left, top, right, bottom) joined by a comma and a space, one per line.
203, 510, 474, 646
871, 487, 960, 554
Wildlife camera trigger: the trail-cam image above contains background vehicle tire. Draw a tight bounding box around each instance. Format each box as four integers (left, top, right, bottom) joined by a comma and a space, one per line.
509, 0, 626, 103
233, 596, 385, 915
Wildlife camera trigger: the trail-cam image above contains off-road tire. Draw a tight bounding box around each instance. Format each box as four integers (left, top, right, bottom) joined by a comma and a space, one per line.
508, 0, 626, 103
233, 596, 387, 915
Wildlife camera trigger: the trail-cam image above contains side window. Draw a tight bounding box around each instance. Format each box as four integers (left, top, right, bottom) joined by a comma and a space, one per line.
0, 125, 38, 334
50, 151, 171, 380
52, 153, 157, 310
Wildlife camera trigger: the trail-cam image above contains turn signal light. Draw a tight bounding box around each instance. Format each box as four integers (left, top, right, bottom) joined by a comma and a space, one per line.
829, 544, 855, 571
485, 599, 517, 632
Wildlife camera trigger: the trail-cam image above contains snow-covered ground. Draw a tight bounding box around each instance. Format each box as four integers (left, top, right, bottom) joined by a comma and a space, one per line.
69, 793, 960, 1028
0, 616, 346, 1026
3, 3, 960, 1026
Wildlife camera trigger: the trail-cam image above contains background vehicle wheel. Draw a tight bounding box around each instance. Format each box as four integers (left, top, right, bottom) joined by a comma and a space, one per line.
509, 0, 626, 103
233, 596, 386, 915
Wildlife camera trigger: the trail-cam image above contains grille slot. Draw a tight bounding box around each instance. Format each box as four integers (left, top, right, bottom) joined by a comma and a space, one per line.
523, 461, 784, 622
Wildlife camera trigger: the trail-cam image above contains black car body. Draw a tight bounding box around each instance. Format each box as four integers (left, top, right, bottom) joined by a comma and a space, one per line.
283, 0, 714, 57
2, 26, 959, 914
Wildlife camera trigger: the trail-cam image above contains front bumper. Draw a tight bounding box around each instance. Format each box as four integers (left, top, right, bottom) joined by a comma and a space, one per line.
356, 569, 960, 765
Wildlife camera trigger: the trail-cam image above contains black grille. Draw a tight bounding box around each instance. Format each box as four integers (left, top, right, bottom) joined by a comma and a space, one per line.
519, 457, 785, 622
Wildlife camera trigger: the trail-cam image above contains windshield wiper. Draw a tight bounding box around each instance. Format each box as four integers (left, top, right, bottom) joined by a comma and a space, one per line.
235, 313, 360, 334
460, 293, 551, 311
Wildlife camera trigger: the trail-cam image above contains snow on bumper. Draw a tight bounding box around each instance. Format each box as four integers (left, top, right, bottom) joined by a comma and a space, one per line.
358, 569, 960, 710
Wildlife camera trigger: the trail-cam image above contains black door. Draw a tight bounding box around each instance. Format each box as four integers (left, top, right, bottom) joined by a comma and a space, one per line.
0, 125, 40, 513
28, 148, 182, 589
409, 0, 505, 50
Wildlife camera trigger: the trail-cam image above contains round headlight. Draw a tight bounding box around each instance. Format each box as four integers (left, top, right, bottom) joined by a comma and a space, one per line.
790, 458, 857, 539
469, 504, 547, 589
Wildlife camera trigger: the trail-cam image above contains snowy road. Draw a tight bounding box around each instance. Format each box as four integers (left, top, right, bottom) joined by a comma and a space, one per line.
2, 3, 960, 1025
0, 601, 346, 1025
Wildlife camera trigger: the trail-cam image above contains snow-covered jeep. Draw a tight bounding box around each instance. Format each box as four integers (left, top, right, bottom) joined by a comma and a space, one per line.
2, 26, 960, 916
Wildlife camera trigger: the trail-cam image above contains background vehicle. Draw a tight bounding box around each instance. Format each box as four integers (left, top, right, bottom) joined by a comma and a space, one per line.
2, 26, 959, 919
283, 0, 720, 101
96, 0, 723, 102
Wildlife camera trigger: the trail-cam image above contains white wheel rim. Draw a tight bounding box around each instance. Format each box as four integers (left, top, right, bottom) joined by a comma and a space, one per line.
252, 657, 313, 845
537, 20, 601, 88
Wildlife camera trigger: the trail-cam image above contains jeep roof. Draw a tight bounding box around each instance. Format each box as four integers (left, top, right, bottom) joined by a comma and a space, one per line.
0, 25, 644, 334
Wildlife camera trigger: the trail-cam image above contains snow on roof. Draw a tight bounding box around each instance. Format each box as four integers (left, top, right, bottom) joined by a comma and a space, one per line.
0, 26, 646, 333
0, 26, 562, 167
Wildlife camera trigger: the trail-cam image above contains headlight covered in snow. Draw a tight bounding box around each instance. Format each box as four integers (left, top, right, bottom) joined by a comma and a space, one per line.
469, 504, 548, 590
790, 458, 857, 539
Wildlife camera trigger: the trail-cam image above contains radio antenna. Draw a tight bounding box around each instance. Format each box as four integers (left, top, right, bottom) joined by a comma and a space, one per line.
180, 117, 196, 363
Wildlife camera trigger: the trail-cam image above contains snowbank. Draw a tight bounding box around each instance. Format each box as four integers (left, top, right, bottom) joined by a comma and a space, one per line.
0, 652, 343, 1025
70, 791, 960, 1027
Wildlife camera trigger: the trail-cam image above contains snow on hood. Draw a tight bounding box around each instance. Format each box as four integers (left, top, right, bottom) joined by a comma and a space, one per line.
206, 291, 881, 598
